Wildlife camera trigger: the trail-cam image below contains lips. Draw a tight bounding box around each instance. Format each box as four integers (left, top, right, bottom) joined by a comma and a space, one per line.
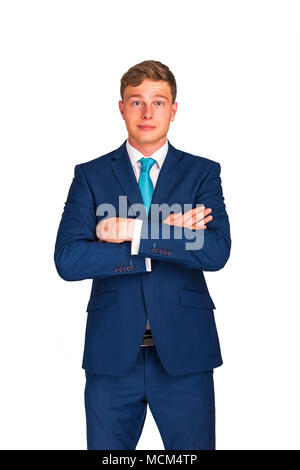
138, 125, 155, 130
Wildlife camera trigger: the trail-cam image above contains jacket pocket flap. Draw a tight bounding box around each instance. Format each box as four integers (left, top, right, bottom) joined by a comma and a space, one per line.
179, 288, 216, 309
86, 290, 117, 312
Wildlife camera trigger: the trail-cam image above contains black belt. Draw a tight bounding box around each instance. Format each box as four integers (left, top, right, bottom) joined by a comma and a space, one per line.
141, 328, 154, 347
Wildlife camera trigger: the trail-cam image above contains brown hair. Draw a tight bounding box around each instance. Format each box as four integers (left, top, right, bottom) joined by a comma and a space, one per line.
120, 60, 177, 104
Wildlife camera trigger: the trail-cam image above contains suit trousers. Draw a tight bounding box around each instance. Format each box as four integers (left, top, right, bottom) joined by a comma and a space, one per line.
84, 345, 215, 450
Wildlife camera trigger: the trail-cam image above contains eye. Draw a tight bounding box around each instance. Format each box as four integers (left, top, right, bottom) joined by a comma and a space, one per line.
132, 101, 140, 106
156, 101, 164, 106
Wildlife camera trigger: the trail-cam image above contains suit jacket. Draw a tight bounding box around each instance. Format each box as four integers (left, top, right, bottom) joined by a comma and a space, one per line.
54, 139, 231, 376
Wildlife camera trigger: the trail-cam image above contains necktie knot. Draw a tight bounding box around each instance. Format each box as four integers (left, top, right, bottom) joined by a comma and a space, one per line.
138, 157, 156, 174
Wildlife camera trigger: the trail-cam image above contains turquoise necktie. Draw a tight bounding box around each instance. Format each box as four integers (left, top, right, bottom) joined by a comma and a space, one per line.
138, 157, 156, 215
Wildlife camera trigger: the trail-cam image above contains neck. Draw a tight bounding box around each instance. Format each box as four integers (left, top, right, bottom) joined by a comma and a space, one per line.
128, 136, 167, 156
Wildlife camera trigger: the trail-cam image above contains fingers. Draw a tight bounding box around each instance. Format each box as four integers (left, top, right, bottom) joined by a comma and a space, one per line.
164, 211, 183, 224
97, 217, 129, 243
163, 206, 213, 229
97, 217, 118, 241
192, 214, 213, 230
196, 213, 213, 229
165, 206, 204, 224
96, 219, 106, 240
182, 206, 212, 228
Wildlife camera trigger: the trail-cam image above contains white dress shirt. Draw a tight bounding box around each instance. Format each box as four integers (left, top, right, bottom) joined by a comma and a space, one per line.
126, 138, 169, 271
126, 138, 169, 332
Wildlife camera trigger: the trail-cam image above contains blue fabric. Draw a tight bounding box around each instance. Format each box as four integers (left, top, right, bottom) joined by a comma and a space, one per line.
54, 139, 231, 377
138, 157, 156, 214
84, 345, 215, 450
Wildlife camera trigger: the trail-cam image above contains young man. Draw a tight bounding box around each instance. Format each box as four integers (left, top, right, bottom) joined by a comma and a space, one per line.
54, 60, 231, 450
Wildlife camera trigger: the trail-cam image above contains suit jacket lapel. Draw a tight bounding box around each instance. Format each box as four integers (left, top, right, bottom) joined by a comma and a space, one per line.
151, 140, 183, 205
110, 140, 144, 208
110, 139, 184, 211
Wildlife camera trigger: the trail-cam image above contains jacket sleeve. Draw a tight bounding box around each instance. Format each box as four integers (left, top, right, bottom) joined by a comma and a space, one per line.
54, 164, 147, 281
136, 161, 231, 271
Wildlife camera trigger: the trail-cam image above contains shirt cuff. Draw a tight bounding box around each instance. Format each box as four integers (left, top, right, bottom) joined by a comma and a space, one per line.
131, 218, 143, 255
145, 257, 152, 272
131, 219, 152, 272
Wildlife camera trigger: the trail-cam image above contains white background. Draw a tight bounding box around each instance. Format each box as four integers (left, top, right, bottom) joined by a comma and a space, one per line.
0, 0, 299, 450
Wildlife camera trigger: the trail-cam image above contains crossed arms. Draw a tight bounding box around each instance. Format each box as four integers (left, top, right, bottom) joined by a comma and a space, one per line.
54, 162, 231, 281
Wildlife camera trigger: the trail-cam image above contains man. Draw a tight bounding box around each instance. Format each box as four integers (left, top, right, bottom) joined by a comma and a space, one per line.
54, 60, 231, 450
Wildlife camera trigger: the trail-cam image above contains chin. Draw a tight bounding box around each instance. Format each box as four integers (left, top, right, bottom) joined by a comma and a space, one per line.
138, 132, 161, 142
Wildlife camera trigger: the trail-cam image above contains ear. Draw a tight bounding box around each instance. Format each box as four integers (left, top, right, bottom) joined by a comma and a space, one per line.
118, 100, 125, 118
171, 101, 178, 121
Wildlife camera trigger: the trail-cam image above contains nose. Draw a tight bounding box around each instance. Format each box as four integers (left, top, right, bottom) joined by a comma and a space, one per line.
143, 103, 153, 119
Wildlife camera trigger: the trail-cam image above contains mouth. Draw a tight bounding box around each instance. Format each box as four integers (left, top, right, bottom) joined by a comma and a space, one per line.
138, 125, 156, 131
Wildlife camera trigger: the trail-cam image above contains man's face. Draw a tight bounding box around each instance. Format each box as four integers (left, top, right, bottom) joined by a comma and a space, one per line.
119, 79, 177, 147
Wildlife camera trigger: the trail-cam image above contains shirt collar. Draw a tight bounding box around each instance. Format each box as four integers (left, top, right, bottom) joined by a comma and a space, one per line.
126, 138, 169, 170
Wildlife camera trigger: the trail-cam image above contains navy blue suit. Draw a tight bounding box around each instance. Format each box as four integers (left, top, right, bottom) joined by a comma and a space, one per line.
54, 139, 231, 449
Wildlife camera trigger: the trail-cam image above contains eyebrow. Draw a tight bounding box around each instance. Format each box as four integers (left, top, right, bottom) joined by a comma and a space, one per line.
126, 94, 169, 100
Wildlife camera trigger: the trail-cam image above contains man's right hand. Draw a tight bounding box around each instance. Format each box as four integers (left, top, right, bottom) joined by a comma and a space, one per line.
163, 206, 213, 230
